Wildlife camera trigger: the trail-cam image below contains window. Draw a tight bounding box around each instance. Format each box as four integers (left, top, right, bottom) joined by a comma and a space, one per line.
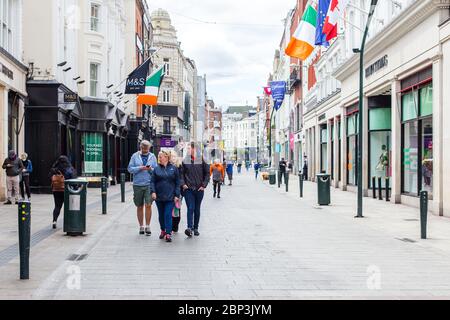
163, 117, 171, 134
369, 107, 392, 188
162, 90, 170, 103
90, 3, 100, 32
0, 0, 15, 55
89, 63, 99, 97
347, 113, 358, 185
401, 82, 433, 196
320, 126, 328, 173
163, 58, 170, 76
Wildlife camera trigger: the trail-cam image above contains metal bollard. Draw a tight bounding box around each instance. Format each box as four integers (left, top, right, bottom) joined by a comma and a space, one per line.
372, 177, 376, 199
18, 201, 31, 280
385, 177, 390, 202
299, 172, 303, 198
285, 172, 289, 192
420, 191, 428, 239
378, 177, 383, 200
101, 177, 108, 215
120, 173, 126, 203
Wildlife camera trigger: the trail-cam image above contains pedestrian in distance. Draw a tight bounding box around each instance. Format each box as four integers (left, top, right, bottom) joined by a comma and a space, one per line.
237, 161, 242, 174
226, 160, 234, 186
19, 153, 33, 201
222, 159, 227, 186
210, 159, 225, 198
49, 156, 76, 229
150, 150, 181, 243
2, 150, 24, 205
254, 161, 261, 180
170, 150, 183, 233
181, 142, 210, 237
127, 140, 157, 236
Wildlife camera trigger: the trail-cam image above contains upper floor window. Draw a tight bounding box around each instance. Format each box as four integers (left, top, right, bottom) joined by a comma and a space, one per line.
163, 58, 170, 76
0, 0, 15, 55
90, 63, 100, 97
162, 89, 170, 103
90, 3, 100, 32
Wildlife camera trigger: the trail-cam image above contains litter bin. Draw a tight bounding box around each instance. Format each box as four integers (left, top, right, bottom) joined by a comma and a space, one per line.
64, 179, 89, 236
316, 173, 331, 205
269, 169, 276, 185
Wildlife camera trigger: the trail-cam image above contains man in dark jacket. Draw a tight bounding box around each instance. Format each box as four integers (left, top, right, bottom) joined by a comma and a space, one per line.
2, 150, 24, 204
180, 142, 210, 237
279, 158, 287, 184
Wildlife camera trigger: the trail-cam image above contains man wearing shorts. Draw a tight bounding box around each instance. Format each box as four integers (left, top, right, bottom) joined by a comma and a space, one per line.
128, 140, 157, 235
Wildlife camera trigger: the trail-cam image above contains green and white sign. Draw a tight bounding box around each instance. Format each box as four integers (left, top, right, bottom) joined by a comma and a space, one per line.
84, 132, 103, 174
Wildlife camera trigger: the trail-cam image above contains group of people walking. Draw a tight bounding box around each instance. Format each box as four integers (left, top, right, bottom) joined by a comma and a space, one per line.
2, 150, 33, 204
128, 141, 210, 243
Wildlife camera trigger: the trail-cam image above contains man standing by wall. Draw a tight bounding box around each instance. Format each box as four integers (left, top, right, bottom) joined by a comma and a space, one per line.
128, 140, 157, 235
2, 150, 24, 205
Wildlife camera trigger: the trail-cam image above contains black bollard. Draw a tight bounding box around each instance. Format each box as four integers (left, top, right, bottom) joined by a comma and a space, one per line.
101, 177, 108, 215
372, 177, 376, 199
420, 191, 428, 239
378, 177, 382, 200
18, 201, 31, 280
299, 172, 303, 198
120, 173, 126, 203
385, 177, 390, 202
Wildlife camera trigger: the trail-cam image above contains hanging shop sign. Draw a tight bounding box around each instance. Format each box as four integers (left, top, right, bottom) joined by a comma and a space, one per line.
64, 93, 78, 103
84, 132, 103, 174
365, 55, 388, 78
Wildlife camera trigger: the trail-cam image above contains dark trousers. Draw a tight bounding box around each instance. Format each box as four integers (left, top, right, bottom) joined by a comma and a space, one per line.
20, 175, 31, 199
156, 201, 175, 234
213, 181, 221, 196
52, 191, 64, 222
184, 189, 204, 230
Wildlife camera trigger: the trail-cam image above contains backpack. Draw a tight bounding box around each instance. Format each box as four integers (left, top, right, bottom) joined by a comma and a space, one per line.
51, 172, 65, 192
212, 166, 222, 182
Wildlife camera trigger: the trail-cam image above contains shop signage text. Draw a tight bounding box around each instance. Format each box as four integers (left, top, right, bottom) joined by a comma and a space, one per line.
64, 93, 78, 103
365, 55, 388, 78
0, 62, 14, 80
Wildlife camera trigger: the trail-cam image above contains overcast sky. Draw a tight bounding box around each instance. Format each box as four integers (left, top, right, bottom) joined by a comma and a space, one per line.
146, 0, 295, 109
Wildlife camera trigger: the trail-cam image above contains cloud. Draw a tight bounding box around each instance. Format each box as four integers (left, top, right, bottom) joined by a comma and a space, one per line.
147, 0, 295, 107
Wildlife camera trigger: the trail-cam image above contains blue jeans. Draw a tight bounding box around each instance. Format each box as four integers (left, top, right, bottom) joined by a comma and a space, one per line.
156, 201, 175, 234
184, 189, 204, 230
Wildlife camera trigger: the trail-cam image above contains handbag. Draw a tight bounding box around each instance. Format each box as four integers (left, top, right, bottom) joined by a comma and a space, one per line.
51, 172, 65, 192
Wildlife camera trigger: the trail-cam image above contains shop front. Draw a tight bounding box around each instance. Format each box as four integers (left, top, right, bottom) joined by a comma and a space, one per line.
0, 49, 28, 201
346, 104, 358, 186
25, 81, 82, 193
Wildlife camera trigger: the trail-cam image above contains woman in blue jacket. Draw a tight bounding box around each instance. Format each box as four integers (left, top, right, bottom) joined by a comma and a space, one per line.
150, 150, 181, 243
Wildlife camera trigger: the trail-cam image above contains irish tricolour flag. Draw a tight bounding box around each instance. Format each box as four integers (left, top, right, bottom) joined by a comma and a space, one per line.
285, 5, 317, 61
137, 66, 164, 105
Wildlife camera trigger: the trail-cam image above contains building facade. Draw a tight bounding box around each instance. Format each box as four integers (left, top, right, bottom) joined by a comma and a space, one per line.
22, 0, 132, 191
0, 0, 27, 201
302, 0, 450, 216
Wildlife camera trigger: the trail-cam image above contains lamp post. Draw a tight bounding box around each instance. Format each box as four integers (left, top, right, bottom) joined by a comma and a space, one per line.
354, 0, 379, 218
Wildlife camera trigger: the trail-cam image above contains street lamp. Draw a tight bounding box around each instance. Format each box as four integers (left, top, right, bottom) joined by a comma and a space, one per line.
356, 0, 379, 218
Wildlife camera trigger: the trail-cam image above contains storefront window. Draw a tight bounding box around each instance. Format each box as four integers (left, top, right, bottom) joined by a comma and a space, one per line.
320, 127, 328, 173
421, 118, 433, 193
82, 132, 104, 176
403, 121, 419, 194
401, 80, 433, 197
369, 108, 391, 188
330, 123, 334, 180
347, 114, 358, 185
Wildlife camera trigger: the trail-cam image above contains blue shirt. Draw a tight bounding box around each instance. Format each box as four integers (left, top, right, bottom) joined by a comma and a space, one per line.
127, 151, 157, 186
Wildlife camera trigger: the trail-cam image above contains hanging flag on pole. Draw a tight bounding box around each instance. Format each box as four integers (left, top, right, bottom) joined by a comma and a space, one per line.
323, 0, 349, 42
315, 0, 331, 46
137, 66, 165, 106
263, 86, 272, 96
285, 4, 317, 61
125, 58, 151, 94
269, 81, 287, 111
